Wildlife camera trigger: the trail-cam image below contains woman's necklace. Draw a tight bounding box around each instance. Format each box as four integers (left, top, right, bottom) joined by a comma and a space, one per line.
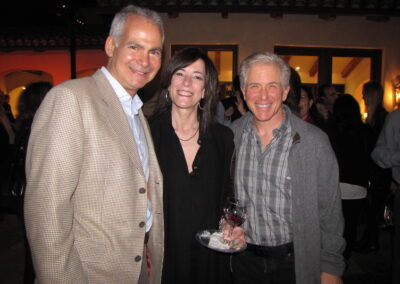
176, 127, 199, 142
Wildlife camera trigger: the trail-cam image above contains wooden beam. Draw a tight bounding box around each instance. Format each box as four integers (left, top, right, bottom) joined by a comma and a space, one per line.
309, 59, 318, 77
341, 57, 362, 78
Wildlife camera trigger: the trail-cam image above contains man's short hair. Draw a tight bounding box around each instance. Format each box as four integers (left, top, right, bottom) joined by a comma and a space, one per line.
363, 81, 384, 102
109, 5, 164, 47
239, 52, 291, 90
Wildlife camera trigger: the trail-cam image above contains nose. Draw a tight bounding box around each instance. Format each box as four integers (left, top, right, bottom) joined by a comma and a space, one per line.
183, 75, 192, 86
260, 87, 269, 99
137, 52, 150, 67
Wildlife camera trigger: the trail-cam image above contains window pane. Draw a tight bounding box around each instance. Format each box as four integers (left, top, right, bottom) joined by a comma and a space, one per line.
332, 56, 371, 116
283, 55, 318, 84
207, 51, 233, 82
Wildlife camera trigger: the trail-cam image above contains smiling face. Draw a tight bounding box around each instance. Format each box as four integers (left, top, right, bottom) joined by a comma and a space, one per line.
242, 63, 289, 129
169, 58, 206, 111
105, 15, 163, 96
299, 88, 313, 119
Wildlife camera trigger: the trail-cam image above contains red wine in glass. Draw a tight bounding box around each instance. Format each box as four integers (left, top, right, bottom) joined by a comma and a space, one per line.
223, 197, 246, 227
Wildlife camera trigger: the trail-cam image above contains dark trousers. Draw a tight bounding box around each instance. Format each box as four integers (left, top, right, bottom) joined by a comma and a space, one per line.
342, 198, 365, 259
231, 243, 296, 284
361, 184, 390, 245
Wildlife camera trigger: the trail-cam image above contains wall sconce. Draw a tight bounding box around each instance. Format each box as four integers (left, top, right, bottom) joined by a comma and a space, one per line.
393, 75, 400, 109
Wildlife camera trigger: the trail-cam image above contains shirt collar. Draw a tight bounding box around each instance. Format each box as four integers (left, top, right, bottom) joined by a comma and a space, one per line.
244, 104, 292, 138
100, 67, 143, 115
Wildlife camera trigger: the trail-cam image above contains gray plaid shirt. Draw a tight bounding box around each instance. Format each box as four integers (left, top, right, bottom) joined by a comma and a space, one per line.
235, 107, 294, 246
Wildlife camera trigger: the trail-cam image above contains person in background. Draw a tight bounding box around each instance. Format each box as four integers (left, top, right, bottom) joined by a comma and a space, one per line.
354, 81, 392, 254
24, 5, 164, 283
299, 85, 314, 123
9, 81, 52, 284
318, 83, 338, 116
221, 76, 248, 126
230, 52, 345, 284
0, 92, 15, 202
284, 67, 302, 116
150, 47, 237, 284
328, 94, 372, 260
371, 108, 400, 284
1, 90, 15, 123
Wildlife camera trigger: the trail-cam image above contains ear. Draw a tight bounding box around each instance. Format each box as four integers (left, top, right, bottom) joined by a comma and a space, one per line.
282, 86, 291, 102
241, 87, 247, 100
105, 36, 115, 58
201, 89, 205, 99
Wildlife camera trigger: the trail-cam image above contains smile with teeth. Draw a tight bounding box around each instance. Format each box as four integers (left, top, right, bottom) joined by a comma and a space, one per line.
256, 103, 271, 108
177, 90, 193, 97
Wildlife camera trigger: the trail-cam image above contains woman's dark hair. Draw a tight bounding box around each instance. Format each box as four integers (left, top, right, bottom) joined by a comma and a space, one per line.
300, 85, 313, 101
18, 82, 52, 120
284, 67, 301, 115
333, 94, 362, 130
155, 47, 219, 133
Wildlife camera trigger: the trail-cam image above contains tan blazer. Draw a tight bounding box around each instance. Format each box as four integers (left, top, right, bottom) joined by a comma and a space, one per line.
24, 70, 164, 284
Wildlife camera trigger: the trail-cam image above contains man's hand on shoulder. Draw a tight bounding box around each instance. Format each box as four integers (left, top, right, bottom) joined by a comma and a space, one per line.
321, 272, 343, 284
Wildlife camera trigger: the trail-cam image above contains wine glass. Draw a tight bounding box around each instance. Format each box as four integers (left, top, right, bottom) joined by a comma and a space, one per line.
222, 197, 246, 241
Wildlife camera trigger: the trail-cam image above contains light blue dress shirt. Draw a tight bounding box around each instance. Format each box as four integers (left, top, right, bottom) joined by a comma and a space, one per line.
101, 67, 153, 232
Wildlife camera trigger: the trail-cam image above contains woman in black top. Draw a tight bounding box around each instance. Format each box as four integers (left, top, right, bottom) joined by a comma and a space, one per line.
150, 48, 234, 284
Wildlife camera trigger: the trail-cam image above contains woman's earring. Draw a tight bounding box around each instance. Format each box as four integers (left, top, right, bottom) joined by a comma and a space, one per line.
198, 98, 205, 110
165, 92, 170, 103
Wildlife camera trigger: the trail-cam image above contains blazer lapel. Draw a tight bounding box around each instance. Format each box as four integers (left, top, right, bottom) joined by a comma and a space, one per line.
92, 70, 145, 178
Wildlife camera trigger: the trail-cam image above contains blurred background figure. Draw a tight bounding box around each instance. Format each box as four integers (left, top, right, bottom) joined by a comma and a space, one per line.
354, 81, 392, 254
329, 94, 373, 260
299, 85, 314, 123
318, 83, 338, 116
284, 67, 302, 116
0, 91, 15, 209
220, 75, 247, 126
9, 81, 52, 284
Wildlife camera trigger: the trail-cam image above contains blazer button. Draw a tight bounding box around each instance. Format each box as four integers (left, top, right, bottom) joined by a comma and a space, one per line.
139, 187, 146, 194
139, 221, 146, 228
135, 255, 142, 262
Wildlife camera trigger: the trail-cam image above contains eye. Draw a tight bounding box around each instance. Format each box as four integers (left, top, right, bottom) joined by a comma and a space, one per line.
248, 84, 261, 91
194, 75, 204, 81
129, 45, 139, 51
174, 71, 184, 77
150, 49, 162, 57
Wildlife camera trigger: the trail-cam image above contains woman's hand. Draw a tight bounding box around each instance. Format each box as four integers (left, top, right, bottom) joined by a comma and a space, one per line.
219, 218, 246, 249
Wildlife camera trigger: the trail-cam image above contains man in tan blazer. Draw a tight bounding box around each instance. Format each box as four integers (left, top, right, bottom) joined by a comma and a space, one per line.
24, 5, 164, 284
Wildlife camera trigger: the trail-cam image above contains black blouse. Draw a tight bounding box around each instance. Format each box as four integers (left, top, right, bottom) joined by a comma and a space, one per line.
150, 112, 234, 284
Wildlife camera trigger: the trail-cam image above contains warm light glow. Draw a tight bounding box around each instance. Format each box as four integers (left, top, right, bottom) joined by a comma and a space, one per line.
295, 66, 300, 71
363, 112, 368, 120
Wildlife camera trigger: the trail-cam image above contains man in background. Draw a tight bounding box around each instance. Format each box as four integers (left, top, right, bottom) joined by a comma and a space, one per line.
371, 108, 400, 284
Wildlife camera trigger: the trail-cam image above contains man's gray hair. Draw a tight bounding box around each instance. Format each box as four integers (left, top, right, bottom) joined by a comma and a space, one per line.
109, 5, 164, 46
239, 52, 291, 90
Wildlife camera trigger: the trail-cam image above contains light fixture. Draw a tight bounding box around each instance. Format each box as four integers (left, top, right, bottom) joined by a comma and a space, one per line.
392, 75, 400, 109
295, 66, 300, 71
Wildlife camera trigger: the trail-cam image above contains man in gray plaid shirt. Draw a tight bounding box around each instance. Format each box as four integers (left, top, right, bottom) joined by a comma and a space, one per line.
230, 52, 345, 284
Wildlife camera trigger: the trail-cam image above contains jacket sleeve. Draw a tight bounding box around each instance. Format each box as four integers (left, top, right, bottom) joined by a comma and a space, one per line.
371, 111, 400, 170
317, 134, 346, 276
24, 86, 88, 284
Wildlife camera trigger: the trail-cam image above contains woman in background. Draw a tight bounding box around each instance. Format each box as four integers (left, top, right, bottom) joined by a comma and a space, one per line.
328, 94, 372, 260
299, 85, 314, 123
150, 48, 234, 284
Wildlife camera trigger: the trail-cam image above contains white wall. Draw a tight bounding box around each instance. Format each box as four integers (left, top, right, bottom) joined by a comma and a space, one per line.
160, 13, 400, 110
